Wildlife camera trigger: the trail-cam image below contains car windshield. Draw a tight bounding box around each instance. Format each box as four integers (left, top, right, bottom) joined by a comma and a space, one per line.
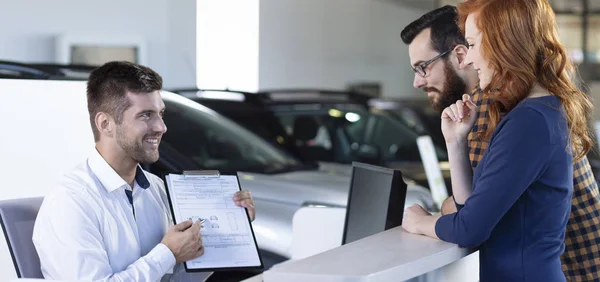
373, 112, 448, 162
271, 104, 448, 163
160, 93, 308, 174
382, 106, 446, 150
190, 98, 306, 161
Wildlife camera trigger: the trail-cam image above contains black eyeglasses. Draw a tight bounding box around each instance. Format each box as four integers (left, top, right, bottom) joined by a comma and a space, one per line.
412, 49, 453, 77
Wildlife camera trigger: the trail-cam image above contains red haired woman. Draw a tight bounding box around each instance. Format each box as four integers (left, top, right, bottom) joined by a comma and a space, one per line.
401, 0, 595, 281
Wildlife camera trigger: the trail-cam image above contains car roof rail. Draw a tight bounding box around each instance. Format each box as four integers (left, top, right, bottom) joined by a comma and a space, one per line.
0, 61, 97, 80
258, 88, 371, 106
0, 61, 52, 79
30, 63, 97, 73
29, 63, 97, 80
169, 88, 269, 103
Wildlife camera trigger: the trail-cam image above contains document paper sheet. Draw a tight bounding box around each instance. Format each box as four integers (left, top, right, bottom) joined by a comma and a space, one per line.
165, 173, 261, 269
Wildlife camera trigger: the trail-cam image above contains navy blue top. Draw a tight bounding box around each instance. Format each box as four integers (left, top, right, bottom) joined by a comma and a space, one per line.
436, 96, 572, 282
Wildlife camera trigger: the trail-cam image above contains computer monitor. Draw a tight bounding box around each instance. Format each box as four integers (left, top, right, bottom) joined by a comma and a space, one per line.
342, 162, 407, 245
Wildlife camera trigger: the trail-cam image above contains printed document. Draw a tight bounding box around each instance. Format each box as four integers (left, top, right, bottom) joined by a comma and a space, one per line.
165, 173, 262, 271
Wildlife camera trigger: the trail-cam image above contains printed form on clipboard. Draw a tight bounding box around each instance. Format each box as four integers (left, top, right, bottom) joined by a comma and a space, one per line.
163, 170, 263, 272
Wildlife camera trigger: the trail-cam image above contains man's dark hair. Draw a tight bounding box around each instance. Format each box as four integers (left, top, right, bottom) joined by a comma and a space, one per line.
401, 5, 468, 53
87, 61, 163, 141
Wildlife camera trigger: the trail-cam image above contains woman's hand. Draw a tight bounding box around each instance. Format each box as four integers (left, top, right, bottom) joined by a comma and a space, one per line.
441, 94, 478, 144
402, 204, 432, 234
402, 204, 441, 239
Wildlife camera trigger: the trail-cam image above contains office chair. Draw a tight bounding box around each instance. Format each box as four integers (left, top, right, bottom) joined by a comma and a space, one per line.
0, 197, 44, 278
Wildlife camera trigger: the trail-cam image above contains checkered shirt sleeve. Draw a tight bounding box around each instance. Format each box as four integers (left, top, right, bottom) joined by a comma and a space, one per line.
467, 88, 491, 167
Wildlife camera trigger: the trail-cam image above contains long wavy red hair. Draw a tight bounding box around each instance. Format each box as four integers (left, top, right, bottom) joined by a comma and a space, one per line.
457, 0, 594, 160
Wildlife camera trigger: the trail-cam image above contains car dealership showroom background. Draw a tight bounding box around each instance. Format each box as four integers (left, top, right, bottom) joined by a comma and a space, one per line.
1, 0, 600, 281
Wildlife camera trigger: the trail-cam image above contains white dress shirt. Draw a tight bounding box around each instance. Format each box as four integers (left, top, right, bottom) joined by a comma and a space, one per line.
32, 149, 212, 282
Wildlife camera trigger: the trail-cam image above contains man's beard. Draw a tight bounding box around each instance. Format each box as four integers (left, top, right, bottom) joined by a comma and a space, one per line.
426, 61, 468, 112
116, 126, 160, 164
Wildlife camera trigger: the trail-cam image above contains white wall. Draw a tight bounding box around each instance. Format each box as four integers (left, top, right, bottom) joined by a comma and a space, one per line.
259, 0, 428, 97
196, 0, 260, 91
0, 80, 95, 281
0, 0, 172, 85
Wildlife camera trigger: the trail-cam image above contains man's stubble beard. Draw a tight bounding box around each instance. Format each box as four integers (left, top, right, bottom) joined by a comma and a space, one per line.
116, 125, 160, 164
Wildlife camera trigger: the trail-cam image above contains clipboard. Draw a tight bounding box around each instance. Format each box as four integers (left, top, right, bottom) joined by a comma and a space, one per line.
162, 170, 264, 272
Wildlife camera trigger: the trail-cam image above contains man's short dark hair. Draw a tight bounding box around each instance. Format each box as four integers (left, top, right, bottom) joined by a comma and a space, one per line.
87, 61, 163, 141
401, 5, 468, 53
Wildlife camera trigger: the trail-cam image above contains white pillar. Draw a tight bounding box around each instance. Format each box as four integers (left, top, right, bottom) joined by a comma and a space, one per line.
166, 0, 197, 89
196, 0, 260, 91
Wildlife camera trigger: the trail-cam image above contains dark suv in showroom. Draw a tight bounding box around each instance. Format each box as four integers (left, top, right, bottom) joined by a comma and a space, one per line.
172, 88, 452, 194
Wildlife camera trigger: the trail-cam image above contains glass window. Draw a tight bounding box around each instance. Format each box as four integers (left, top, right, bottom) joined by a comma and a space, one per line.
590, 16, 600, 63
273, 107, 370, 163
384, 106, 446, 149
368, 115, 421, 162
272, 105, 448, 164
343, 112, 369, 144
549, 0, 584, 12
557, 15, 584, 63
276, 113, 335, 161
161, 96, 300, 173
438, 0, 462, 6
367, 114, 448, 162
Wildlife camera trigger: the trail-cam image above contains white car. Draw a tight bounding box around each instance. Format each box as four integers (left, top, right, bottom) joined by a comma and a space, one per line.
0, 79, 434, 279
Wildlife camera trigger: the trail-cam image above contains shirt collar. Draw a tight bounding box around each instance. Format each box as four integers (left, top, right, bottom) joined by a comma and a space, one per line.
88, 149, 150, 193
470, 85, 481, 95
470, 85, 492, 106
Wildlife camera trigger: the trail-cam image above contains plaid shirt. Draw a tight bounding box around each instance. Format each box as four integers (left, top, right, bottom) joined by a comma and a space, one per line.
468, 88, 600, 281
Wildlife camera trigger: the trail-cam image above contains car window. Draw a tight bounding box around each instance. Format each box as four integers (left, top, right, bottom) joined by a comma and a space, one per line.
343, 112, 368, 144
380, 105, 443, 143
392, 108, 428, 135
194, 99, 285, 143
161, 96, 301, 173
278, 115, 333, 150
368, 114, 448, 162
222, 114, 283, 145
273, 107, 370, 163
278, 113, 336, 162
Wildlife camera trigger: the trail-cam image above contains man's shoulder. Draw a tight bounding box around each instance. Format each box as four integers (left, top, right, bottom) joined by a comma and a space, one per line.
44, 160, 101, 205
34, 161, 103, 235
59, 161, 97, 189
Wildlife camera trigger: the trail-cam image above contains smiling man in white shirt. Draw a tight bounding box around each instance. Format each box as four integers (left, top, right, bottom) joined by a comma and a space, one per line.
32, 61, 256, 282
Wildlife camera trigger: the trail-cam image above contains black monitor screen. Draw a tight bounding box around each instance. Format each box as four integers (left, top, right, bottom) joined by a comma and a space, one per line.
342, 162, 407, 244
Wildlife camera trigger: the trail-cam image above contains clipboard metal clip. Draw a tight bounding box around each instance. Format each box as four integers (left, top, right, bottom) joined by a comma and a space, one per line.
183, 170, 221, 178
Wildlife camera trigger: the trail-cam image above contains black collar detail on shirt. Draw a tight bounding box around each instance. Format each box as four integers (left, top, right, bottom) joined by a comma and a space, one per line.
135, 166, 150, 189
